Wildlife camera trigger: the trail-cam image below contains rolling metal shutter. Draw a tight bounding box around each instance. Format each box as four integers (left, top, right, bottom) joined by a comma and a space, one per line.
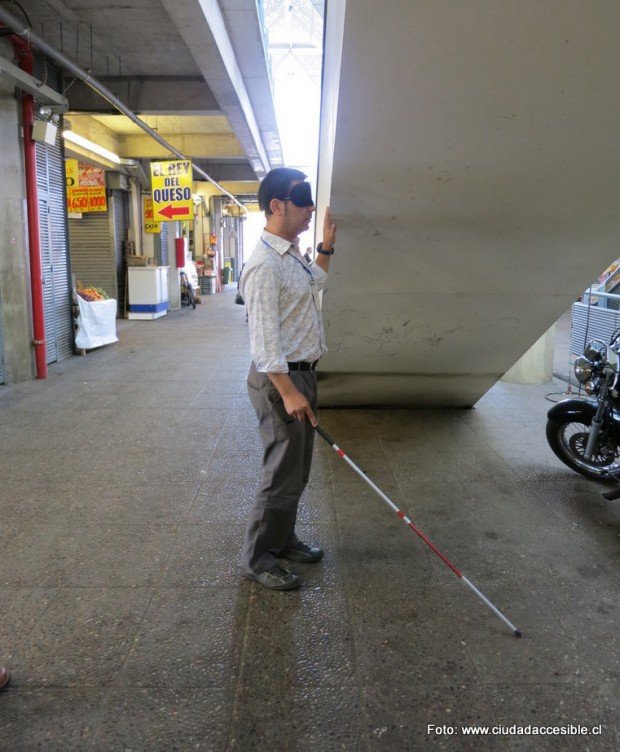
160, 221, 169, 265
69, 190, 129, 316
35, 138, 73, 364
69, 212, 116, 300
36, 179, 55, 363
33, 54, 72, 363
47, 138, 73, 361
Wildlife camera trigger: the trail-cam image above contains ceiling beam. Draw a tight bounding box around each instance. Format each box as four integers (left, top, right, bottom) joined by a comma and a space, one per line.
192, 160, 257, 181
64, 113, 244, 160
64, 75, 221, 115
0, 55, 68, 108
63, 114, 122, 157
161, 0, 274, 177
118, 132, 244, 159
219, 0, 283, 169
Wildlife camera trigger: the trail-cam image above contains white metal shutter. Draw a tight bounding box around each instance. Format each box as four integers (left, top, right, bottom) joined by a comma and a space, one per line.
32, 55, 72, 364
35, 146, 55, 363
35, 139, 72, 364
151, 222, 169, 266
47, 137, 73, 361
160, 221, 169, 265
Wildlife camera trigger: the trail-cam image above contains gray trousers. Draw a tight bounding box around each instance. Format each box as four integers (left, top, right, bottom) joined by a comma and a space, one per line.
242, 362, 317, 574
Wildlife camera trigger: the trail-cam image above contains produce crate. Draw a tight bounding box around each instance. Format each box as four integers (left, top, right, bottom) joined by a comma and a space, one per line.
200, 276, 216, 295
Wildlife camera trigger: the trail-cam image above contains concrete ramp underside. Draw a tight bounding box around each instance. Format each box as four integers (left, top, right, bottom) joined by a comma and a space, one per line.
317, 0, 620, 407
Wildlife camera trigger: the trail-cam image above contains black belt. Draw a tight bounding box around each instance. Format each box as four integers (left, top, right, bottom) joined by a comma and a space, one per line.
287, 360, 319, 371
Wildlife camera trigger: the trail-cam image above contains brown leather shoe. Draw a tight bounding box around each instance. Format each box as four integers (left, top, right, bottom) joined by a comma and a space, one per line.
0, 667, 10, 690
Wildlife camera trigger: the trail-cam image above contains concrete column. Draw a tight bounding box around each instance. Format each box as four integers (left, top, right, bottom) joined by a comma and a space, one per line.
0, 77, 34, 382
193, 194, 204, 258
141, 194, 156, 259
317, 0, 620, 406
501, 324, 556, 385
128, 178, 142, 254
168, 222, 181, 310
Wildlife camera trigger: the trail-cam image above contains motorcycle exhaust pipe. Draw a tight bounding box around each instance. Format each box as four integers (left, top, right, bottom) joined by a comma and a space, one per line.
315, 424, 522, 638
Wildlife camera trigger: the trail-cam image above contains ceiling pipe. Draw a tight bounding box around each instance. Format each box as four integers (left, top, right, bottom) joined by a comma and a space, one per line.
0, 5, 247, 212
7, 30, 48, 379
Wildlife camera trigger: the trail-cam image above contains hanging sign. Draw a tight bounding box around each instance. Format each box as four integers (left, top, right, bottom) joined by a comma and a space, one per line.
150, 159, 194, 221
65, 158, 108, 214
143, 196, 161, 234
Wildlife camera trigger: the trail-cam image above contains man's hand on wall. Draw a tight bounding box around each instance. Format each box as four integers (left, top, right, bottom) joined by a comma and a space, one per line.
323, 207, 337, 250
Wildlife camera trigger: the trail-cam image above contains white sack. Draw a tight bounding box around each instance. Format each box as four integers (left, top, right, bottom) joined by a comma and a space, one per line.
183, 252, 199, 290
75, 296, 118, 349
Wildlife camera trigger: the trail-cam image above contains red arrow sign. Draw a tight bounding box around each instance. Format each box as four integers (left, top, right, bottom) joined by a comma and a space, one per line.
157, 204, 191, 219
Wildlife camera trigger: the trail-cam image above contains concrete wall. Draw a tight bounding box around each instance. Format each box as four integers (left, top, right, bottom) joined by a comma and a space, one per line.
502, 325, 556, 385
317, 0, 620, 406
0, 75, 34, 382
316, 0, 346, 214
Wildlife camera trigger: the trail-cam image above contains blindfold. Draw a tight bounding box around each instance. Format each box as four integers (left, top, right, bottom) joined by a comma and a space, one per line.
281, 181, 314, 207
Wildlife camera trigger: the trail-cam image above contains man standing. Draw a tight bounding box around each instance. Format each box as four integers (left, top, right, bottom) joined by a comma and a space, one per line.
241, 167, 337, 591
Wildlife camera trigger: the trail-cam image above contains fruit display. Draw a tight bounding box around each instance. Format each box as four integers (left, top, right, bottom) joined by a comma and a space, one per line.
76, 281, 109, 302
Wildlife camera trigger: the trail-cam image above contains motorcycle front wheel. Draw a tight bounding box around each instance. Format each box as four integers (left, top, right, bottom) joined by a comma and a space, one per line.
546, 416, 618, 481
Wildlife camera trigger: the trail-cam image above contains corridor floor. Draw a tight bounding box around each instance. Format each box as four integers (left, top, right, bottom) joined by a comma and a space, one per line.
0, 290, 617, 751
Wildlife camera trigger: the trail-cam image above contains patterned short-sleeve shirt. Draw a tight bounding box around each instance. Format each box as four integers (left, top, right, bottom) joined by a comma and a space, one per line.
240, 231, 328, 373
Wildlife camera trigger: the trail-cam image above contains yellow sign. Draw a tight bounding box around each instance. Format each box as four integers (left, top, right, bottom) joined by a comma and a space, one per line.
143, 197, 161, 234
65, 158, 107, 213
150, 160, 194, 221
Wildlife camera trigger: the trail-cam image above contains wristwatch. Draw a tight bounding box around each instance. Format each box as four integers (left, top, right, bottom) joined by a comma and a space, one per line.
316, 243, 335, 256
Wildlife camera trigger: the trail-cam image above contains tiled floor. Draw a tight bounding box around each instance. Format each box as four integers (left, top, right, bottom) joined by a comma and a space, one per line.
0, 290, 617, 751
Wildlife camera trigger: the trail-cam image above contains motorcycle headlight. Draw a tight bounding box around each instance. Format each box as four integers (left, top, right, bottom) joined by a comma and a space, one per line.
584, 377, 602, 395
574, 356, 594, 384
584, 339, 607, 362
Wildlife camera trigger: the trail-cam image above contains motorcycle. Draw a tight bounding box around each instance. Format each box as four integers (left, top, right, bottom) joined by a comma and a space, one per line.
546, 331, 620, 483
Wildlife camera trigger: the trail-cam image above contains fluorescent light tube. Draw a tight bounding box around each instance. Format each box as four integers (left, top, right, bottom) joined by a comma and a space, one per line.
62, 130, 122, 164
